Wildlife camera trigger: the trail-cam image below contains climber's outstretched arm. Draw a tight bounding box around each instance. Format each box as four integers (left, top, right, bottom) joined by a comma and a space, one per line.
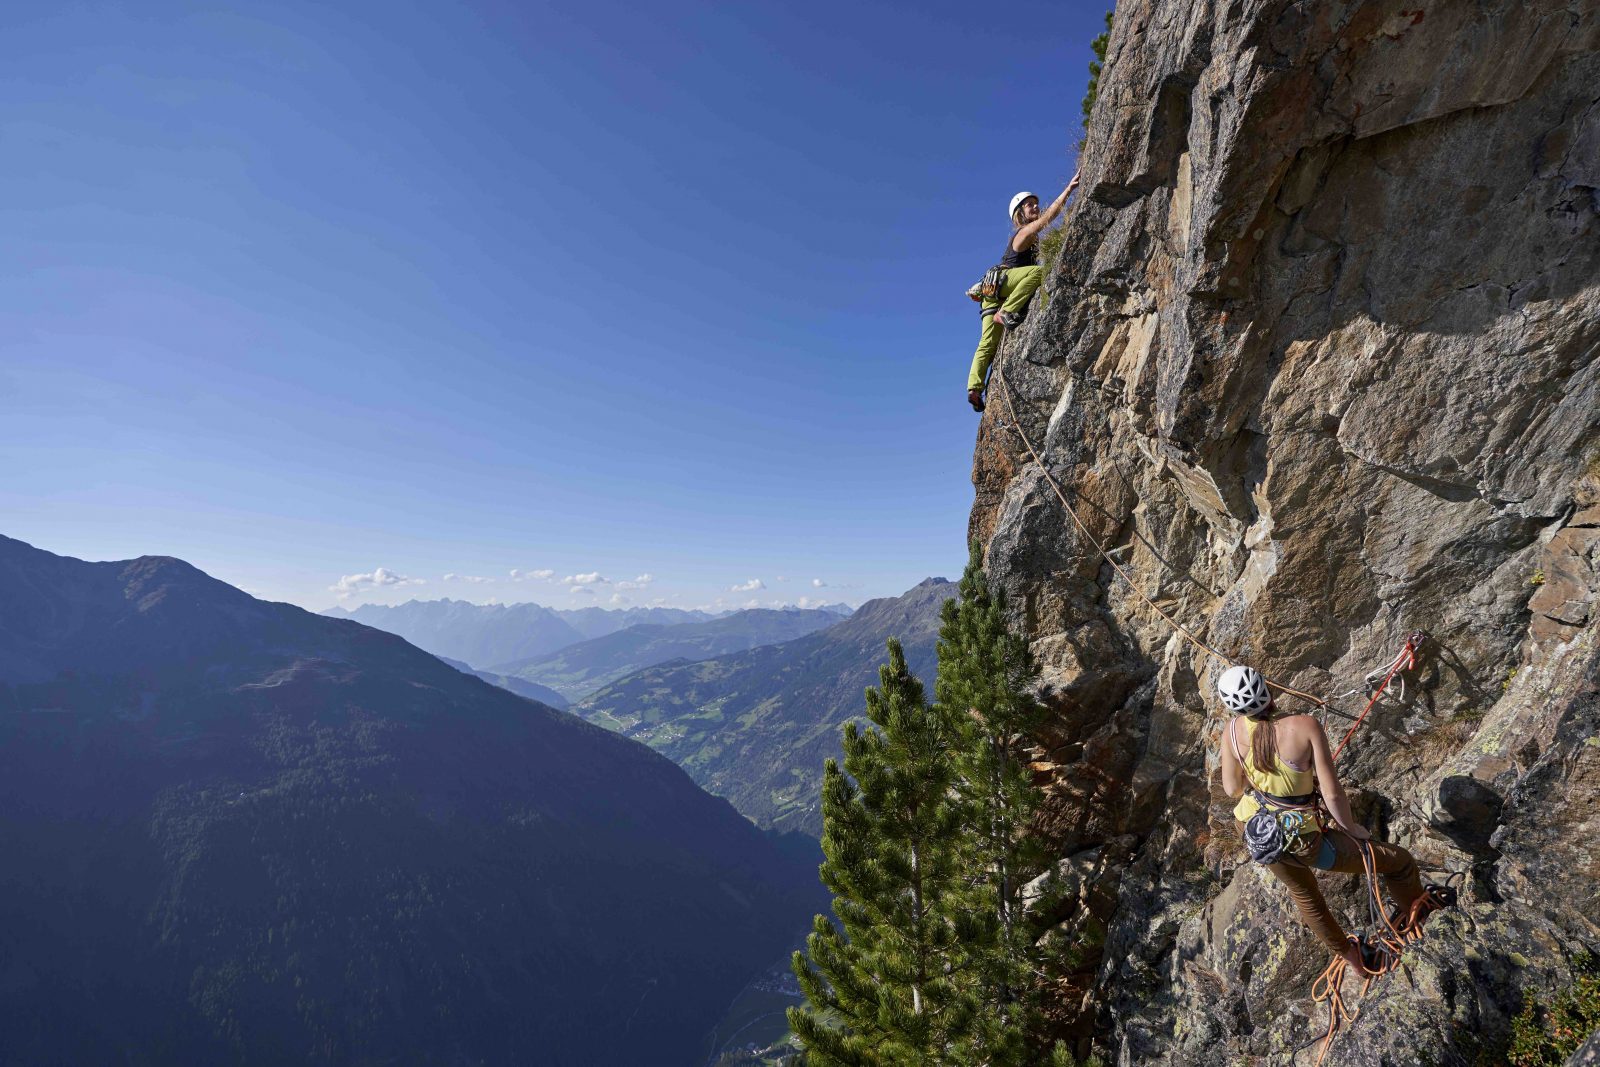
1011, 173, 1080, 252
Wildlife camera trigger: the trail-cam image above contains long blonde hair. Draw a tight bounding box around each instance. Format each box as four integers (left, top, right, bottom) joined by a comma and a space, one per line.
1247, 702, 1280, 773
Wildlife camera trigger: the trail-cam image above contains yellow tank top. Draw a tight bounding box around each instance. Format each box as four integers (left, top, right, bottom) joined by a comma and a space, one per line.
1230, 716, 1316, 822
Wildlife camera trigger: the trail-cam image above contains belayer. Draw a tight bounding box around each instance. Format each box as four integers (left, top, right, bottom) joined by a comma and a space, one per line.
1215, 666, 1454, 971
966, 173, 1078, 412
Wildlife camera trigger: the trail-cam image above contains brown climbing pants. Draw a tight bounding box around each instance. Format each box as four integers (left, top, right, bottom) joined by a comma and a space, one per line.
1265, 829, 1425, 954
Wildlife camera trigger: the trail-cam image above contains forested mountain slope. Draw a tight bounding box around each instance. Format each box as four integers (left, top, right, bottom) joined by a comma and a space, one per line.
0, 535, 820, 1067
576, 579, 955, 835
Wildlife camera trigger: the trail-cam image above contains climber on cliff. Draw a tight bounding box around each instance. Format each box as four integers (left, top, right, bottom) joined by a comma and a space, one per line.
966, 173, 1079, 413
1215, 665, 1453, 971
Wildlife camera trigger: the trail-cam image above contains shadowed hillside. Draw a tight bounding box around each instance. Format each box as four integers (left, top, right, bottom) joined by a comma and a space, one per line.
0, 535, 821, 1067
436, 654, 571, 708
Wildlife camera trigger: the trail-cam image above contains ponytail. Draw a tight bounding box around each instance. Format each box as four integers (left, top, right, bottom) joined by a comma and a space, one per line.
1248, 703, 1279, 773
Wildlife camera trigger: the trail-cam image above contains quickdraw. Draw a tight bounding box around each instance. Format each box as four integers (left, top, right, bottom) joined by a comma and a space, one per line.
1331, 630, 1426, 760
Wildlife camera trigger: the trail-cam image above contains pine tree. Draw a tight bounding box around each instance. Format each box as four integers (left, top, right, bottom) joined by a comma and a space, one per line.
1081, 11, 1113, 127
789, 638, 984, 1066
935, 543, 1051, 1064
1077, 10, 1114, 150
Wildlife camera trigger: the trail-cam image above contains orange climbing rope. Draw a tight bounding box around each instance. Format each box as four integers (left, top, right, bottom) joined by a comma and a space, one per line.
1309, 839, 1449, 1065
1331, 631, 1423, 760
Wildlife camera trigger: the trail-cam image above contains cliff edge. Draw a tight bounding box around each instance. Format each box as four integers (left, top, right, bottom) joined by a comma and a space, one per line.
973, 2, 1600, 1062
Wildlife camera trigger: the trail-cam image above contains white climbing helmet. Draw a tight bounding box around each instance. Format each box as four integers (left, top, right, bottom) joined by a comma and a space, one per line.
1218, 665, 1271, 715
1008, 190, 1038, 220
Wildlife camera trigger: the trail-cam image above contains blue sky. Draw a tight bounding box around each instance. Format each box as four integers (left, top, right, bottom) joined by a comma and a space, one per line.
2, 0, 1105, 612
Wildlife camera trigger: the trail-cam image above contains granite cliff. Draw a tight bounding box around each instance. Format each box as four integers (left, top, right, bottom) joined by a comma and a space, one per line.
973, 2, 1600, 1062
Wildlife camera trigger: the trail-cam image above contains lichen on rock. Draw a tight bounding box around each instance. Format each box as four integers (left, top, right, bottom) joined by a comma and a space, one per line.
973, 2, 1600, 1062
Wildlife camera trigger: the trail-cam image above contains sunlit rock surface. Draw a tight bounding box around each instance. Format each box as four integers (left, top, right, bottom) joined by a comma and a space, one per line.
972, 2, 1599, 1061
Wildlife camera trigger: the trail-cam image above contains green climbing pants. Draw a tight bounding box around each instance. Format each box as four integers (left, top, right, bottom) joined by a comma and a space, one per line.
1266, 828, 1425, 955
967, 264, 1043, 392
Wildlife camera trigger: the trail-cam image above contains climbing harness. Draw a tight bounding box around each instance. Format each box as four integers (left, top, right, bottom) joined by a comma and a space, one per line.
1243, 792, 1325, 866
969, 264, 1007, 303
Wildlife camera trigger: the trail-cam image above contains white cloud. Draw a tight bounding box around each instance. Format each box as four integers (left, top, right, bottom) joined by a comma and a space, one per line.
730, 578, 765, 592
811, 578, 827, 588
742, 598, 762, 609
609, 593, 630, 605
569, 585, 596, 597
562, 571, 609, 586
443, 573, 494, 584
330, 567, 425, 600
616, 573, 655, 590
509, 568, 554, 582
775, 576, 790, 583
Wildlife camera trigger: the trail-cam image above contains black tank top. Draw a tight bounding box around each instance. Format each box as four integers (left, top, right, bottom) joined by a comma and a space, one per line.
999, 235, 1037, 269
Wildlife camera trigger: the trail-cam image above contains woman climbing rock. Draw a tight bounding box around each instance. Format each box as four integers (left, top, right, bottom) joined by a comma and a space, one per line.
966, 173, 1077, 412
1215, 665, 1448, 971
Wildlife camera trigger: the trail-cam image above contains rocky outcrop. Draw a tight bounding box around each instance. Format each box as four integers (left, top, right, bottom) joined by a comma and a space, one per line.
972, 2, 1600, 1062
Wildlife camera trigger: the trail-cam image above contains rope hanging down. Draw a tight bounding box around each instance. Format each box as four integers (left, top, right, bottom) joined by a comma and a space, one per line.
989, 354, 1326, 705
989, 353, 1425, 756
988, 353, 1442, 1064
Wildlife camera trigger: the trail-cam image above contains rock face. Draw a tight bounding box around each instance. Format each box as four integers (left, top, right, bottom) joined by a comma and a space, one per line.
972, 2, 1600, 1062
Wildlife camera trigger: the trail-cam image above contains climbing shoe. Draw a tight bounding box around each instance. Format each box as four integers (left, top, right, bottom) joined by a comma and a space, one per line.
1351, 935, 1391, 974
995, 309, 1026, 330
1390, 883, 1458, 935
968, 388, 985, 413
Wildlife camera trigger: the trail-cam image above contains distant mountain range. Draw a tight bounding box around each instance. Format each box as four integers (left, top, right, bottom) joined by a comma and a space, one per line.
325, 598, 732, 667
435, 654, 571, 709
574, 579, 956, 836
492, 608, 844, 702
0, 535, 821, 1067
